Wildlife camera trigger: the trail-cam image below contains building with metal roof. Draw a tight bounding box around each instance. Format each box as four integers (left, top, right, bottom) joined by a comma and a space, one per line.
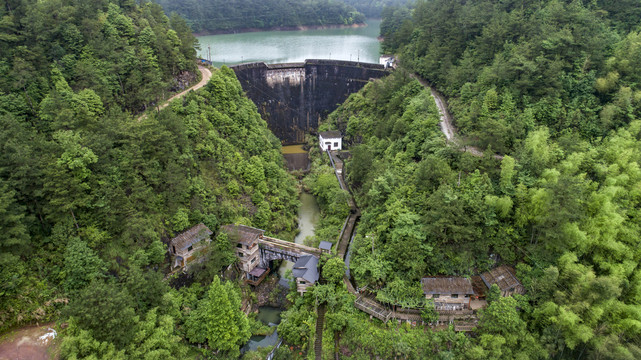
480, 265, 525, 297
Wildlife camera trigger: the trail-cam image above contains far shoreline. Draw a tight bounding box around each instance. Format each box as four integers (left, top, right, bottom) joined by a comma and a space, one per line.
193, 22, 371, 36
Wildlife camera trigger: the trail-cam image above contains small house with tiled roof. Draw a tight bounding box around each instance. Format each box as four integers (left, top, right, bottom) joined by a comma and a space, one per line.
422, 277, 475, 310
480, 265, 524, 297
319, 241, 333, 253
319, 130, 342, 151
220, 224, 267, 285
169, 223, 212, 268
292, 255, 319, 295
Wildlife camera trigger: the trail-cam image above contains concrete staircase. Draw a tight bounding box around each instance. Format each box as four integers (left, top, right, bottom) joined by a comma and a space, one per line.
314, 304, 326, 360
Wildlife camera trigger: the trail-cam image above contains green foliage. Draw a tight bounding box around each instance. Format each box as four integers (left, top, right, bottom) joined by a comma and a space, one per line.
63, 237, 105, 292
322, 257, 346, 285
345, 0, 413, 18
0, 0, 299, 349
184, 276, 250, 357
326, 39, 641, 356
277, 306, 315, 347
157, 0, 365, 33
302, 153, 350, 246
420, 300, 438, 324
475, 296, 545, 359
383, 0, 641, 153
64, 280, 137, 348
60, 308, 188, 359
486, 284, 501, 305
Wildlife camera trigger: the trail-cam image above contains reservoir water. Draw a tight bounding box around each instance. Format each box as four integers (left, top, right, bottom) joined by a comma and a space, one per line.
196, 19, 381, 67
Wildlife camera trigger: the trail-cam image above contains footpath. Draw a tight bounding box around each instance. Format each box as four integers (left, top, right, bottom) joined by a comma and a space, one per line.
411, 73, 503, 160
325, 150, 478, 332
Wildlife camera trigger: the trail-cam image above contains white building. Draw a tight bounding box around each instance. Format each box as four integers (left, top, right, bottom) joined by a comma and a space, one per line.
379, 55, 395, 69
319, 130, 342, 151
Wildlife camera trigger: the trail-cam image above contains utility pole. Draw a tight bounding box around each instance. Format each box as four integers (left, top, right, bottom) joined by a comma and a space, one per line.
357, 49, 360, 64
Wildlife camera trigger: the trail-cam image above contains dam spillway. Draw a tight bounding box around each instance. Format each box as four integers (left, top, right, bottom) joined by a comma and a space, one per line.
231, 59, 390, 144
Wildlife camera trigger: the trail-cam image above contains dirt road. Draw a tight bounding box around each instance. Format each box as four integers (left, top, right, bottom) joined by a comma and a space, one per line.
0, 324, 58, 360
138, 65, 212, 121
158, 65, 212, 111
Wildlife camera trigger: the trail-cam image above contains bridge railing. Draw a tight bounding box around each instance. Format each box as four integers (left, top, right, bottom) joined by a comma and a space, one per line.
259, 236, 322, 255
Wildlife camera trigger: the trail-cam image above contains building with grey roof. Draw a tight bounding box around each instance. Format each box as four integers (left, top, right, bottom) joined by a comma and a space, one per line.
319, 241, 333, 253
292, 255, 319, 295
319, 131, 342, 151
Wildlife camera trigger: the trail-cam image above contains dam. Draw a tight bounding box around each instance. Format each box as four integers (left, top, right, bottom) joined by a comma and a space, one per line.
231, 59, 390, 144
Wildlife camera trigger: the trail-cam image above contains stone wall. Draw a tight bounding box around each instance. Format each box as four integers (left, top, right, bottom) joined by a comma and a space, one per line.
232, 59, 390, 144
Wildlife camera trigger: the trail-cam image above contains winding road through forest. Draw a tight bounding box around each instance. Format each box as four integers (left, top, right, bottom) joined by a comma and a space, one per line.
138, 65, 212, 121
159, 65, 212, 111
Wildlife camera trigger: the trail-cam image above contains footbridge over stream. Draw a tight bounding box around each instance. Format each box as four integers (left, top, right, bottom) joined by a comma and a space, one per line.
231, 59, 391, 144
257, 235, 323, 268
221, 224, 326, 286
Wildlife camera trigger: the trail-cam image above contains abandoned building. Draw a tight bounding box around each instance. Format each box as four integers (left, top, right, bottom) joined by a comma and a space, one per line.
292, 255, 319, 295
319, 130, 342, 151
421, 277, 475, 311
169, 223, 213, 269
480, 265, 525, 297
220, 224, 269, 285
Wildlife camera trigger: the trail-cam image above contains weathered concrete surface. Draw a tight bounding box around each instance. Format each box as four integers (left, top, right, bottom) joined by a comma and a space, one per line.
282, 153, 309, 171
232, 59, 390, 144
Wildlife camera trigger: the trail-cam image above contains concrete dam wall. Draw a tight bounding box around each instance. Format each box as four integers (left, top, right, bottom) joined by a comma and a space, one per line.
231, 59, 390, 144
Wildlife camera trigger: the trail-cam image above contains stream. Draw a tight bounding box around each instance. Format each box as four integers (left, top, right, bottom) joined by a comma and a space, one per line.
278, 192, 321, 282
242, 307, 282, 353
244, 190, 320, 353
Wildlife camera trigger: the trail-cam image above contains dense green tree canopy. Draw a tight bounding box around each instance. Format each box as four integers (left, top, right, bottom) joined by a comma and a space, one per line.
0, 3, 300, 357
309, 0, 641, 357
156, 0, 365, 33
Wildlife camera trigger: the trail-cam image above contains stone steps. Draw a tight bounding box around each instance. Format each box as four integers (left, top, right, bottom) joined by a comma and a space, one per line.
314, 305, 326, 360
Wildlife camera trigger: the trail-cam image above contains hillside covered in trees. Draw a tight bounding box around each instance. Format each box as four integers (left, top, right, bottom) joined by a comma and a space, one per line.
0, 0, 299, 358
311, 0, 641, 358
156, 0, 365, 33
341, 0, 412, 18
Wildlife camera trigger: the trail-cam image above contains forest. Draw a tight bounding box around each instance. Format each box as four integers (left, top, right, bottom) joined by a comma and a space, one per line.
0, 0, 301, 358
341, 0, 412, 18
155, 0, 366, 33
313, 0, 641, 358
3, 0, 641, 359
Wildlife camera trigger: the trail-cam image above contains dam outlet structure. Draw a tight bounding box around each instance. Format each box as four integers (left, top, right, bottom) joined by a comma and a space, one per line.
231, 59, 391, 145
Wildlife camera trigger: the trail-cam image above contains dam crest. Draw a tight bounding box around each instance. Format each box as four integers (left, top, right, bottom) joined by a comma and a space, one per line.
231, 59, 390, 144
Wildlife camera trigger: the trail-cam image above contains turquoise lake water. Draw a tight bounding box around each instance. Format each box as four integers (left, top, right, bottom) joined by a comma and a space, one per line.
196, 19, 382, 67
